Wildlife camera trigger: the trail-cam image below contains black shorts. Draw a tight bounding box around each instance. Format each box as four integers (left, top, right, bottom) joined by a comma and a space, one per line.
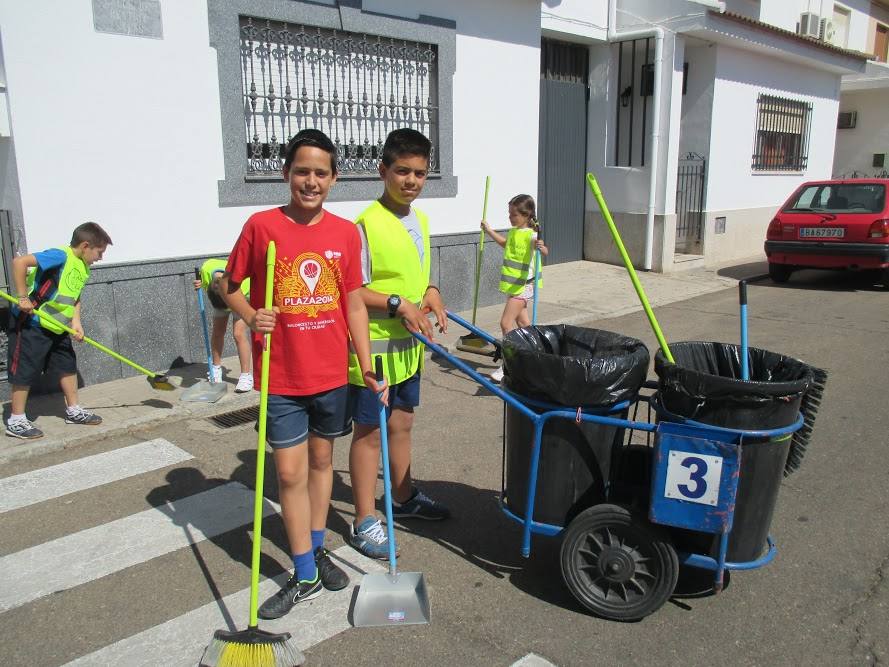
7, 319, 77, 386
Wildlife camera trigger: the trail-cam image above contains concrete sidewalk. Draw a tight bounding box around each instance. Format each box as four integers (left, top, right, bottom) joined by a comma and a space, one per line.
0, 257, 767, 463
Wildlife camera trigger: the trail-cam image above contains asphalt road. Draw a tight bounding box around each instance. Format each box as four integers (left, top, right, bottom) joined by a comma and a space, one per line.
2, 268, 887, 666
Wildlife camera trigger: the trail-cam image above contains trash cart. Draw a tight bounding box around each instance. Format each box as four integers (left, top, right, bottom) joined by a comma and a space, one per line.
654, 341, 815, 561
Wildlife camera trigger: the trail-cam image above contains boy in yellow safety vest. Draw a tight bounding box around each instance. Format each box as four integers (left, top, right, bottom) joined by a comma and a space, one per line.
6, 222, 112, 440
347, 128, 451, 559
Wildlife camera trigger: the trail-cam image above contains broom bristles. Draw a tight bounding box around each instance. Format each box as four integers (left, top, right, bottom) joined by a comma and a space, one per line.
785, 365, 827, 476
201, 627, 304, 667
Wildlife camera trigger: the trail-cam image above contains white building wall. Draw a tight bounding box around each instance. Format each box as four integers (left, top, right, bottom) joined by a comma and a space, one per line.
833, 87, 889, 176
0, 0, 541, 263
703, 44, 841, 259
759, 0, 873, 50
540, 0, 608, 41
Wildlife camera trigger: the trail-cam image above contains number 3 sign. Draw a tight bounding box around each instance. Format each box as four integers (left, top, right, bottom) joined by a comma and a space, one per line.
664, 451, 723, 506
649, 421, 740, 535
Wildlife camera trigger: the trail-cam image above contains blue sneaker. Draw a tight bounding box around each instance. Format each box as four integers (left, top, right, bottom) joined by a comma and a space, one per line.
392, 488, 450, 521
349, 516, 395, 560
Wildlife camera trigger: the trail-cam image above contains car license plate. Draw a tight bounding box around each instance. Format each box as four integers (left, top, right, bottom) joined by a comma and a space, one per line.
799, 227, 844, 238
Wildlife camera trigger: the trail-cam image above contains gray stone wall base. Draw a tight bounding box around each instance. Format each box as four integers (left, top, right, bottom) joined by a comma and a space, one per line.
584, 211, 673, 272
3, 231, 508, 391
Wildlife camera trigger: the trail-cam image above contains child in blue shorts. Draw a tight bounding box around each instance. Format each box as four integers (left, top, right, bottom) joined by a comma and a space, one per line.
6, 222, 112, 440
221, 129, 386, 620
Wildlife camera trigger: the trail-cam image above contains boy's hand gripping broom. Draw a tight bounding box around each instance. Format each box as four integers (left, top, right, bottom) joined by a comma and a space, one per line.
201, 241, 304, 667
457, 176, 496, 356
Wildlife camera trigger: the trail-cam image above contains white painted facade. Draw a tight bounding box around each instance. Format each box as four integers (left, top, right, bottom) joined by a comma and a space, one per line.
829, 0, 889, 178
0, 0, 541, 264
0, 0, 873, 273
541, 0, 867, 269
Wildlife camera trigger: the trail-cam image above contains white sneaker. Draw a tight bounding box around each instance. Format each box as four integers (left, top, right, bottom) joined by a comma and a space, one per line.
235, 373, 254, 393
210, 365, 223, 383
489, 366, 504, 383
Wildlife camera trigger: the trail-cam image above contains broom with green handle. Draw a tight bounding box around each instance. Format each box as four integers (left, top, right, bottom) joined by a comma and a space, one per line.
457, 176, 494, 352
201, 240, 304, 667
585, 173, 674, 363
0, 289, 174, 390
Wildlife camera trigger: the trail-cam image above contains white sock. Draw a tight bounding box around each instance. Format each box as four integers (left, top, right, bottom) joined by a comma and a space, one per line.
66, 404, 81, 415
9, 413, 27, 423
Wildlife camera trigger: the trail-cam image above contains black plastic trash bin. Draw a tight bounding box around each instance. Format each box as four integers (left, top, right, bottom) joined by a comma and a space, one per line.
502, 325, 649, 527
655, 341, 814, 562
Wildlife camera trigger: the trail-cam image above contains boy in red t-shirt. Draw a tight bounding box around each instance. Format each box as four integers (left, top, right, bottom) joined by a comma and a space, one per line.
222, 129, 386, 620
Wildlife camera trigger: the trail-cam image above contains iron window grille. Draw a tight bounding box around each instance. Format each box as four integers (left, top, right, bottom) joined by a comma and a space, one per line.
239, 17, 439, 177
751, 94, 812, 172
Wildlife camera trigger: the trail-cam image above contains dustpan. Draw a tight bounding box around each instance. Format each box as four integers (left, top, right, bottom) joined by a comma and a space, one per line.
181, 267, 228, 403
352, 357, 430, 627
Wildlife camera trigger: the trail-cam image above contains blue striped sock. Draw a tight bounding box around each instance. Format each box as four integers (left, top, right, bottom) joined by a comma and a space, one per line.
311, 529, 325, 552
292, 550, 317, 583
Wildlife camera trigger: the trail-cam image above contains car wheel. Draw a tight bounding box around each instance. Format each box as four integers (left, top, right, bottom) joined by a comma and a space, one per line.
768, 263, 793, 284
881, 268, 889, 290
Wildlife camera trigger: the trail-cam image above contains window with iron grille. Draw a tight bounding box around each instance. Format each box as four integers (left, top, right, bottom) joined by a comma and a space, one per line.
208, 0, 456, 207
751, 94, 812, 172
240, 17, 439, 177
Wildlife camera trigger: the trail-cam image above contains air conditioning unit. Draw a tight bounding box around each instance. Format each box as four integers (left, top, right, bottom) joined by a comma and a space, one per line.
837, 111, 857, 129
820, 18, 837, 43
798, 12, 821, 38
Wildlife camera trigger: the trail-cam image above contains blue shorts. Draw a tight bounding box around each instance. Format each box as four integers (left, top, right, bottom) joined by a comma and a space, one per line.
265, 386, 352, 449
349, 371, 421, 426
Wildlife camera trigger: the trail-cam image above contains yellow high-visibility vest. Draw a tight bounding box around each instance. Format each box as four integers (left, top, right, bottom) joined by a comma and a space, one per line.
199, 258, 250, 297
498, 228, 542, 295
348, 200, 431, 386
27, 246, 89, 334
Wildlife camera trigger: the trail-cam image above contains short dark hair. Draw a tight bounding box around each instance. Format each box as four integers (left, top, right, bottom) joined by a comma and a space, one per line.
71, 222, 112, 247
206, 287, 227, 310
283, 128, 338, 174
381, 128, 431, 166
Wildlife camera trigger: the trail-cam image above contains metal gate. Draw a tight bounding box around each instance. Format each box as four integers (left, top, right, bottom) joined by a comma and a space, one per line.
538, 38, 588, 265
675, 152, 706, 253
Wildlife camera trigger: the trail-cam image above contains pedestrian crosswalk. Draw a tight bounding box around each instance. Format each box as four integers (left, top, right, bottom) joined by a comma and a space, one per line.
0, 439, 192, 514
0, 436, 384, 667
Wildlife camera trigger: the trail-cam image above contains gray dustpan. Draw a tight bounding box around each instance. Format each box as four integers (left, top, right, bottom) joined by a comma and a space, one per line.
181, 267, 229, 404
353, 358, 430, 627
181, 378, 227, 402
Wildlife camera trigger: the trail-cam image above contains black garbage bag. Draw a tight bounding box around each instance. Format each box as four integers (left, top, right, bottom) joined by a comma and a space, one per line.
501, 325, 649, 407
654, 341, 813, 429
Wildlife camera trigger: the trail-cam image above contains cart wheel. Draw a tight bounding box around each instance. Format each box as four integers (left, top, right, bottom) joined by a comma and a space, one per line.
560, 504, 678, 621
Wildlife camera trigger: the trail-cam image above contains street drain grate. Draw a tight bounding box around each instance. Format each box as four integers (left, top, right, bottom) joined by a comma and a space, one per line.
208, 405, 259, 429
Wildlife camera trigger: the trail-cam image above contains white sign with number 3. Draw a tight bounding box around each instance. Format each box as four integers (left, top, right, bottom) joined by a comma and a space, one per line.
664, 451, 724, 506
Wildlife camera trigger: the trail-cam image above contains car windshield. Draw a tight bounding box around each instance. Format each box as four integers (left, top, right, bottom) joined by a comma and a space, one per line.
784, 184, 886, 213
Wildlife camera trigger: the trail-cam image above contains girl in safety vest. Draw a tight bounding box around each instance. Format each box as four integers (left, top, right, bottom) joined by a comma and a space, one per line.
481, 193, 548, 383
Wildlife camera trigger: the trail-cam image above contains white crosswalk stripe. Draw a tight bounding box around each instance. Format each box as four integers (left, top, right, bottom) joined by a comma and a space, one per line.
0, 438, 193, 514
63, 547, 384, 667
0, 481, 276, 613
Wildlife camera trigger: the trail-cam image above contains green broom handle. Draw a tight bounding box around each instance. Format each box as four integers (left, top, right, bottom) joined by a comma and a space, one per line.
0, 289, 165, 378
471, 176, 491, 325
585, 174, 674, 364
249, 240, 275, 628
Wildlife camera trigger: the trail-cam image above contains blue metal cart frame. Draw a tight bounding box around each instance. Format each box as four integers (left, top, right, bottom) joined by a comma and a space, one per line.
414, 312, 803, 618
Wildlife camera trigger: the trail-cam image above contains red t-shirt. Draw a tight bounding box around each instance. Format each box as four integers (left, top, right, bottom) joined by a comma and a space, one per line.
226, 207, 363, 396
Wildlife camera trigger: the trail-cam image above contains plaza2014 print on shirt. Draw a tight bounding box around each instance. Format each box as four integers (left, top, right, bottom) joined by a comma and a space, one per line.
275, 250, 343, 323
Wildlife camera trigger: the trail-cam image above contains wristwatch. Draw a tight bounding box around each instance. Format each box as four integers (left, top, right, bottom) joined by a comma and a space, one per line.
386, 294, 402, 318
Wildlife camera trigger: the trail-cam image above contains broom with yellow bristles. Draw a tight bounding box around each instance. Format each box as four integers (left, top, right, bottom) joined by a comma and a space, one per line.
201, 241, 304, 667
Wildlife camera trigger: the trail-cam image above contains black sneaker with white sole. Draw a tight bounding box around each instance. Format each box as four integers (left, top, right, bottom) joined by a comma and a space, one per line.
5, 419, 44, 440
314, 547, 349, 591
257, 574, 322, 620
64, 408, 102, 425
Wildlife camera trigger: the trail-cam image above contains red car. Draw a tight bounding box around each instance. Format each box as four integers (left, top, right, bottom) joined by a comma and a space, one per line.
764, 178, 889, 286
